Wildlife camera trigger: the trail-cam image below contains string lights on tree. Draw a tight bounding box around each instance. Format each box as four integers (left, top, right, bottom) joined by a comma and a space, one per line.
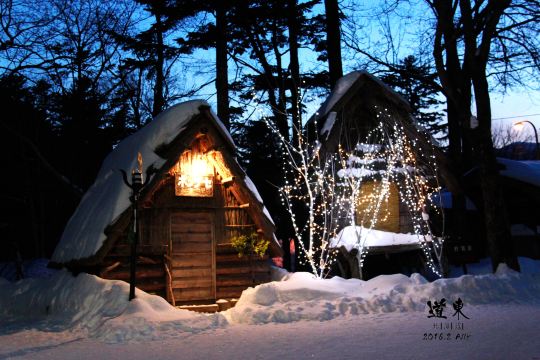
262, 115, 341, 278
333, 107, 445, 277
250, 85, 445, 279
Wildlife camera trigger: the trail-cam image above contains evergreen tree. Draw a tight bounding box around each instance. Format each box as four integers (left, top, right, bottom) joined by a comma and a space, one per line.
381, 56, 447, 143
114, 0, 200, 118
0, 75, 79, 259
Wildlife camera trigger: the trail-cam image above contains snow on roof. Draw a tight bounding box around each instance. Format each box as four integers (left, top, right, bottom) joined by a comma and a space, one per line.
245, 176, 263, 203
244, 175, 274, 226
52, 100, 272, 263
308, 72, 448, 162
329, 226, 427, 252
320, 111, 337, 140
315, 72, 361, 122
511, 224, 538, 237
311, 71, 410, 137
263, 207, 275, 226
498, 158, 540, 187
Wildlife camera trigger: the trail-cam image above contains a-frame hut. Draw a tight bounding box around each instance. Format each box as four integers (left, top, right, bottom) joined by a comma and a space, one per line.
308, 71, 456, 190
51, 101, 281, 306
311, 72, 411, 235
308, 71, 458, 278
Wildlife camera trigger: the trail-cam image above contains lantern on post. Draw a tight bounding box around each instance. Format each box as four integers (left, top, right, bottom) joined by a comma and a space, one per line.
120, 152, 145, 301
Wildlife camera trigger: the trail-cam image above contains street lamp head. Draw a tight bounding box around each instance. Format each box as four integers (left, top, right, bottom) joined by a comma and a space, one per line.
513, 121, 525, 131
511, 120, 539, 160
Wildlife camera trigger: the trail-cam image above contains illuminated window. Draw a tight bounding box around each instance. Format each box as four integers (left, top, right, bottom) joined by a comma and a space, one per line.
175, 149, 214, 197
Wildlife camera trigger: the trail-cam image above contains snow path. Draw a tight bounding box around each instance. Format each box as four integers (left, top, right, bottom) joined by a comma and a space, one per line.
1, 305, 539, 360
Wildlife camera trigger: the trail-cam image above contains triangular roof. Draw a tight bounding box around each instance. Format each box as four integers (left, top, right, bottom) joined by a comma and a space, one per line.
311, 71, 410, 127
307, 71, 461, 194
52, 100, 278, 264
307, 71, 413, 145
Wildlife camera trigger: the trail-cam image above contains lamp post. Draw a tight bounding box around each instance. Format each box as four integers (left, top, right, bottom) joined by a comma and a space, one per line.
514, 120, 540, 160
121, 153, 145, 301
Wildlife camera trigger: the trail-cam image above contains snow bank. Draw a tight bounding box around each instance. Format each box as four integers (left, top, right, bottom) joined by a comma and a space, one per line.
0, 270, 225, 343
2, 259, 539, 342
330, 226, 426, 252
224, 262, 540, 324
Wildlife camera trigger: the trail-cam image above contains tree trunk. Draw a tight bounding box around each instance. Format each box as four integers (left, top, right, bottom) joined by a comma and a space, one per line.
472, 71, 520, 272
324, 0, 343, 89
288, 0, 301, 146
152, 13, 165, 118
338, 246, 361, 279
272, 26, 288, 142
429, 0, 518, 273
246, 29, 289, 141
215, 3, 230, 129
446, 103, 467, 246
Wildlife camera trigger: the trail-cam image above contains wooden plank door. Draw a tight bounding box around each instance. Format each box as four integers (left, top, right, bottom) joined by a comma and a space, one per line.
170, 212, 215, 303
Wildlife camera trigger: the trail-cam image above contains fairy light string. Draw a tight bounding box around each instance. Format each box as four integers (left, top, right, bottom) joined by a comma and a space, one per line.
248, 86, 445, 278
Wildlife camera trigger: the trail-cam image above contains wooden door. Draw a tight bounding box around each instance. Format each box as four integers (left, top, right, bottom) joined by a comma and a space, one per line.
170, 212, 215, 303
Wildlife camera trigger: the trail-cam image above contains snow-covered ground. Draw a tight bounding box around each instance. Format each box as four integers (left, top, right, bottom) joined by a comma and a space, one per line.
330, 225, 429, 251
1, 258, 540, 359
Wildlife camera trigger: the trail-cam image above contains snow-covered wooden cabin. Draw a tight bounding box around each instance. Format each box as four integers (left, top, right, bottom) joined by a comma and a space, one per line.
308, 71, 455, 278
51, 101, 281, 305
310, 72, 418, 235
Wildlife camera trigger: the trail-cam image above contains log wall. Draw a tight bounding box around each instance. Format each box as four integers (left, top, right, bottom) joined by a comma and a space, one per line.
216, 244, 271, 299
102, 175, 272, 305
101, 241, 167, 298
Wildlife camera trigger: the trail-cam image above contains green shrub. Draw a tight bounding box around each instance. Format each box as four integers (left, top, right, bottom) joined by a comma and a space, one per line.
231, 232, 269, 258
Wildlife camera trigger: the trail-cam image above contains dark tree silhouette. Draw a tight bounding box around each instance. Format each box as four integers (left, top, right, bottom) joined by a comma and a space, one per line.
381, 56, 447, 143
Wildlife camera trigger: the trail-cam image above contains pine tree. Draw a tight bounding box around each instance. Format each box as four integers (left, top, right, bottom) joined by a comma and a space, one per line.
381, 56, 447, 143
114, 0, 200, 118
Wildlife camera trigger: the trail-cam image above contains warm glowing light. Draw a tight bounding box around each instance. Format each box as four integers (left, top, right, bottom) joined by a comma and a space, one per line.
248, 85, 445, 278
513, 121, 525, 131
176, 150, 214, 197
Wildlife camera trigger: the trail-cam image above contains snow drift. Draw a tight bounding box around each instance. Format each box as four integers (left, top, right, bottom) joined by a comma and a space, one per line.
1, 259, 539, 343
0, 271, 225, 343
224, 265, 540, 324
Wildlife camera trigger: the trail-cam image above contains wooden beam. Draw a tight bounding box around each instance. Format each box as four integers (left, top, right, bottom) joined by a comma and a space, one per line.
100, 261, 121, 277
221, 176, 235, 184
224, 203, 249, 209
164, 261, 175, 306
